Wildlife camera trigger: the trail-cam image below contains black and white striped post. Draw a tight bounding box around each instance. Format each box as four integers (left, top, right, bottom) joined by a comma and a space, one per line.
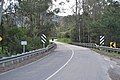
100, 36, 104, 46
41, 34, 47, 48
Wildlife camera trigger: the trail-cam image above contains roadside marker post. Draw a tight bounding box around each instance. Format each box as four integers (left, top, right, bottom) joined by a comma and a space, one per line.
100, 36, 104, 46
0, 36, 3, 57
110, 42, 116, 48
0, 36, 2, 42
21, 41, 27, 53
41, 34, 47, 48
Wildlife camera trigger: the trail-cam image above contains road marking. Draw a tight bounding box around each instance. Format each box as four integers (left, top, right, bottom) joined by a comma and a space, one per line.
104, 57, 110, 62
45, 48, 74, 80
108, 75, 112, 80
110, 65, 114, 69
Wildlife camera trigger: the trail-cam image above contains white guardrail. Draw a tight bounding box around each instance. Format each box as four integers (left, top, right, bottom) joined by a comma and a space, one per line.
71, 42, 120, 53
0, 43, 56, 68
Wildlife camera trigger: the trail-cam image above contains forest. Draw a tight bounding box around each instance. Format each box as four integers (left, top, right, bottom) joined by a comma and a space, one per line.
57, 0, 120, 47
0, 0, 54, 57
0, 0, 120, 57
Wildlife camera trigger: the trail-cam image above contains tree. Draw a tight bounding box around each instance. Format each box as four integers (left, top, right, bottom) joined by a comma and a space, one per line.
99, 1, 120, 46
56, 0, 120, 48
0, 0, 54, 57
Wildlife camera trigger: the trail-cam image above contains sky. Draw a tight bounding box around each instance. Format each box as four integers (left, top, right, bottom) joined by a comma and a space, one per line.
3, 0, 18, 9
49, 0, 77, 16
3, 0, 120, 16
3, 0, 75, 16
50, 0, 120, 16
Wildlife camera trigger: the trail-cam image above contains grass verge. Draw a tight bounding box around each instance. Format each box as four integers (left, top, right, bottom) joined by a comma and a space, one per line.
92, 48, 120, 59
57, 38, 72, 43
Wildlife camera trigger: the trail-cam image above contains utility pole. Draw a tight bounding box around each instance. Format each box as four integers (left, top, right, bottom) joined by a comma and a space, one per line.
0, 0, 4, 57
0, 0, 4, 24
76, 0, 81, 42
76, 0, 79, 42
78, 0, 81, 42
1, 20, 3, 57
78, 13, 81, 42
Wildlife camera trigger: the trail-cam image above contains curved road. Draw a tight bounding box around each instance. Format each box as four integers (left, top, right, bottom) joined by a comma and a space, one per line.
0, 42, 112, 80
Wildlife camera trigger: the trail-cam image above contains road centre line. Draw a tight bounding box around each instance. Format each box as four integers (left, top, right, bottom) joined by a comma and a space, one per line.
45, 48, 75, 80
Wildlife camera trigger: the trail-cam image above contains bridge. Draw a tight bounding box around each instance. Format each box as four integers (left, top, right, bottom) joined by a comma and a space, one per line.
1, 42, 120, 80
0, 0, 120, 80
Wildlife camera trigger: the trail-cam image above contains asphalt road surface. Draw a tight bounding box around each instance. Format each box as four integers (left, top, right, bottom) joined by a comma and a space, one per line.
0, 42, 112, 80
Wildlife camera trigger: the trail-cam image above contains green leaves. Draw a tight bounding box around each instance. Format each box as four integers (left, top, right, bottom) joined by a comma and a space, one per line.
85, 1, 120, 45
56, 0, 120, 46
0, 0, 54, 57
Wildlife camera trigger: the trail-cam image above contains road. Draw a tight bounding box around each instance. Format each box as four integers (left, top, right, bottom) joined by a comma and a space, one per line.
0, 42, 112, 80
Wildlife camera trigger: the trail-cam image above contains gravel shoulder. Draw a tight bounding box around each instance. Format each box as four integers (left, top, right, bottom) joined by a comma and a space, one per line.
92, 49, 120, 80
108, 57, 120, 80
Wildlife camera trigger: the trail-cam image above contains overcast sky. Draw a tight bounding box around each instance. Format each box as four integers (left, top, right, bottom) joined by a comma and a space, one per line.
3, 0, 18, 9
50, 0, 120, 16
3, 0, 120, 16
50, 0, 77, 16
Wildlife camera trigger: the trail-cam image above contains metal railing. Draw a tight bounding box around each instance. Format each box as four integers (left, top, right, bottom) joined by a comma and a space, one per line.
71, 42, 120, 53
0, 43, 56, 68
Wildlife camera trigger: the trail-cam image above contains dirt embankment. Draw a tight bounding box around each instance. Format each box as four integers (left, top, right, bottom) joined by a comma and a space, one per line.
91, 48, 120, 80
108, 58, 120, 80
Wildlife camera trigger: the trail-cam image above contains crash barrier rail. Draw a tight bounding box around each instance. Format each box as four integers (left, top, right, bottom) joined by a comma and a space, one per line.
71, 42, 120, 54
0, 43, 56, 68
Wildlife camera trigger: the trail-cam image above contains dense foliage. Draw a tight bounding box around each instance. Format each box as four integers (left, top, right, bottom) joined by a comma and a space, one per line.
0, 0, 120, 57
57, 0, 120, 47
0, 0, 54, 57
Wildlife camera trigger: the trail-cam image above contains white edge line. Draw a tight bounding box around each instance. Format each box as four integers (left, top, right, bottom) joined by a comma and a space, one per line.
45, 49, 74, 80
110, 65, 114, 69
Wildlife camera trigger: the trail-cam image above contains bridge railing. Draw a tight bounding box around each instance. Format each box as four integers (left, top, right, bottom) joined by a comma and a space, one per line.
71, 42, 120, 53
0, 43, 56, 68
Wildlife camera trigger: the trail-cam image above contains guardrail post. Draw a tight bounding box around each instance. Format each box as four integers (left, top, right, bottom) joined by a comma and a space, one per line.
2, 63, 5, 67
22, 57, 24, 61
0, 43, 55, 73
11, 60, 14, 64
17, 58, 19, 62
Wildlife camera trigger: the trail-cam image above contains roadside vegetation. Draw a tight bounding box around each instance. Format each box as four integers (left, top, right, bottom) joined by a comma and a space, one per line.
0, 0, 120, 57
55, 0, 120, 47
92, 49, 120, 59
57, 38, 72, 43
0, 0, 54, 57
